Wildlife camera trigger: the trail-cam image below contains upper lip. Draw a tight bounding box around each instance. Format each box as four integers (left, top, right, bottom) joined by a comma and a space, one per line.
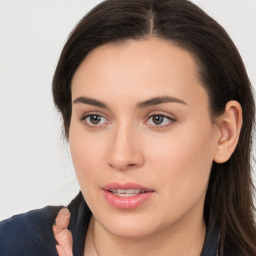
102, 182, 154, 192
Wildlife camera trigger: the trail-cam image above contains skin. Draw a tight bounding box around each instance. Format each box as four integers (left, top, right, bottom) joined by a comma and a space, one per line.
53, 208, 72, 256
54, 38, 242, 255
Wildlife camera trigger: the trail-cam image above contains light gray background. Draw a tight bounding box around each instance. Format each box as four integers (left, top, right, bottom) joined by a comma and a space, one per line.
0, 0, 255, 221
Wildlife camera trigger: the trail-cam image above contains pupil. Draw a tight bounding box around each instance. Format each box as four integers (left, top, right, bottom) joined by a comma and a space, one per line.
90, 115, 101, 124
153, 115, 163, 125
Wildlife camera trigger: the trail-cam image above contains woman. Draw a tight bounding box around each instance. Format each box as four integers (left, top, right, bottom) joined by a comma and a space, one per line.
1, 0, 255, 255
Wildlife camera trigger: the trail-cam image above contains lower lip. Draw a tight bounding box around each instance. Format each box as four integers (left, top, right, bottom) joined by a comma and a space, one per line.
103, 190, 155, 209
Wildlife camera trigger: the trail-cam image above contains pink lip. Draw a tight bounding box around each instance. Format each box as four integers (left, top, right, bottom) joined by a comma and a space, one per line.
102, 182, 153, 191
102, 182, 155, 209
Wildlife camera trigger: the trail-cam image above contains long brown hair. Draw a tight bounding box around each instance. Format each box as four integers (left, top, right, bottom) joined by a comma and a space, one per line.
52, 0, 256, 254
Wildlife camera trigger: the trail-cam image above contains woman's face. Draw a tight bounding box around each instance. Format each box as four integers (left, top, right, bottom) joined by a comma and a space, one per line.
69, 38, 221, 239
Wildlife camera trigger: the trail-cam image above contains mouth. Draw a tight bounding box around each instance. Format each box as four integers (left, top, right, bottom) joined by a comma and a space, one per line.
107, 188, 147, 197
102, 182, 155, 209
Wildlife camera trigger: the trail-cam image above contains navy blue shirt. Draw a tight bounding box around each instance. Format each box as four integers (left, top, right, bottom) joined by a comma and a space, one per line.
0, 192, 219, 255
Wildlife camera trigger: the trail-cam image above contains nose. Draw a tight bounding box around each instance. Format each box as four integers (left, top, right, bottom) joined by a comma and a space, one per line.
108, 125, 145, 171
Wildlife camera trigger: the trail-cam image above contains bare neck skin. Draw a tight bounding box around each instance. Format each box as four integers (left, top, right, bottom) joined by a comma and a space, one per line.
84, 208, 206, 256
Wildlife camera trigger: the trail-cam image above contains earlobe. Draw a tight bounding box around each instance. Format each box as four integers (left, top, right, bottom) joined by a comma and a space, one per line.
213, 100, 243, 163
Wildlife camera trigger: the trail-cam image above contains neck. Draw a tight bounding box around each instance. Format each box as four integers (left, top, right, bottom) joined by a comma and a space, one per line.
84, 213, 206, 256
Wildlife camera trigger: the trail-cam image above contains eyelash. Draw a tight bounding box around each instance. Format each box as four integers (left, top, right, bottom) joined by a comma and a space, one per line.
80, 112, 176, 129
145, 113, 176, 128
80, 112, 110, 129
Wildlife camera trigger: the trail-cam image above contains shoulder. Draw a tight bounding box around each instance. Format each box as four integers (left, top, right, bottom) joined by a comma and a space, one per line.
0, 205, 62, 256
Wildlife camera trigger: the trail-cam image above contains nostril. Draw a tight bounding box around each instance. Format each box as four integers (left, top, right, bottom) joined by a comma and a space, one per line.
109, 162, 141, 171
128, 164, 136, 167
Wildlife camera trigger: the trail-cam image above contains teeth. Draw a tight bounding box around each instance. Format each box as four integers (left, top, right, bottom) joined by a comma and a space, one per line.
115, 193, 138, 197
108, 189, 146, 196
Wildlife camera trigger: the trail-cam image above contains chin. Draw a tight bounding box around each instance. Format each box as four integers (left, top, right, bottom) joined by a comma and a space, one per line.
106, 223, 156, 239
96, 211, 160, 239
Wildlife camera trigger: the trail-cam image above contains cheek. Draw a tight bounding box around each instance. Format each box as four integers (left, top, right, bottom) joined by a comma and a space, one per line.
68, 124, 107, 189
69, 132, 109, 211
145, 122, 216, 213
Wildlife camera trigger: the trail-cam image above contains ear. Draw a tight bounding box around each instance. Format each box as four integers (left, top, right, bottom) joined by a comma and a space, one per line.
214, 100, 243, 163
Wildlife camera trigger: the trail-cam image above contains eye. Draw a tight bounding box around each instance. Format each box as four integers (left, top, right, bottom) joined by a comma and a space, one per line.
146, 114, 176, 127
81, 114, 109, 127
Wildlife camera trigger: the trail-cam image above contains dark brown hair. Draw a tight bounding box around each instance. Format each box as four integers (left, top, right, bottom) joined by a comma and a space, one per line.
52, 0, 256, 254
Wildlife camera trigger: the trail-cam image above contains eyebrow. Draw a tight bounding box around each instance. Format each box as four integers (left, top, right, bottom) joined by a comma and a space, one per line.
73, 97, 109, 109
72, 95, 187, 109
136, 96, 187, 108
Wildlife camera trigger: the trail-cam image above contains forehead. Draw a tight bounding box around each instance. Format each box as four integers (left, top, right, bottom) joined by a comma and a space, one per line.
72, 38, 200, 84
71, 37, 208, 109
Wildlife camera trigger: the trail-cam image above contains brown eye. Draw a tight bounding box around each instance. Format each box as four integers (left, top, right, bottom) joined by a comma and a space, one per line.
89, 115, 102, 125
146, 114, 176, 127
152, 115, 165, 125
82, 114, 108, 126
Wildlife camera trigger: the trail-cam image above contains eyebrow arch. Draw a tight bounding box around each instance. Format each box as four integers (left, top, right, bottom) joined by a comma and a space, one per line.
73, 95, 187, 109
73, 97, 109, 109
137, 96, 187, 108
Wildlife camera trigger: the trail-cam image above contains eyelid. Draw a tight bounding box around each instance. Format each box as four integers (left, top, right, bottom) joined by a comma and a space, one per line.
144, 111, 177, 128
79, 111, 176, 129
80, 111, 111, 128
80, 110, 110, 119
